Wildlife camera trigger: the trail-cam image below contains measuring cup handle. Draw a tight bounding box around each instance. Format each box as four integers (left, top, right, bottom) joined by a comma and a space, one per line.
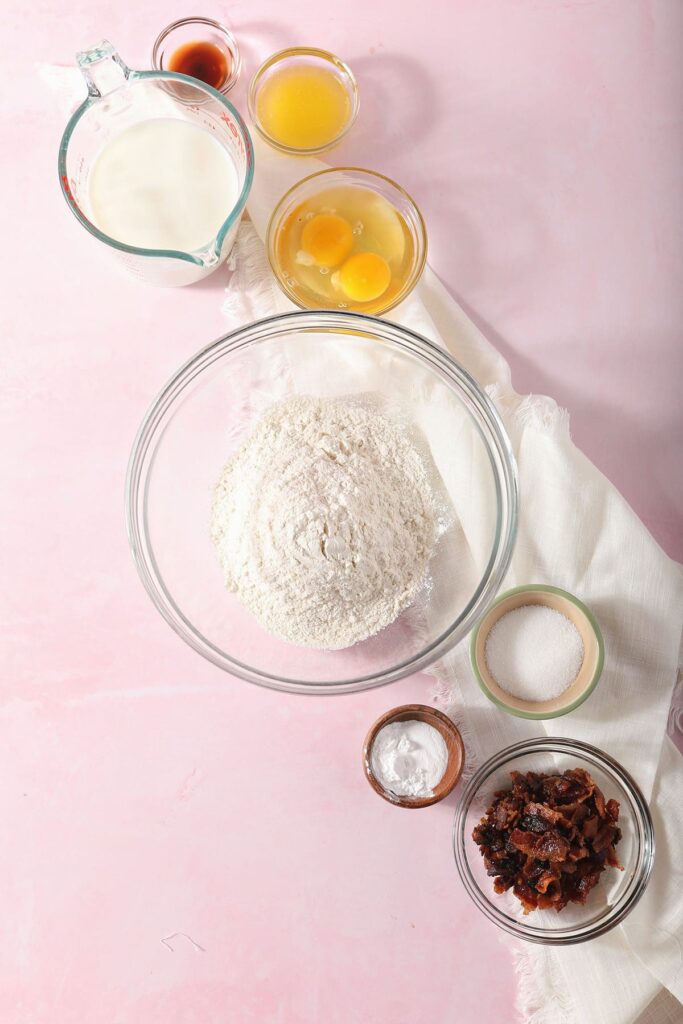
76, 40, 131, 98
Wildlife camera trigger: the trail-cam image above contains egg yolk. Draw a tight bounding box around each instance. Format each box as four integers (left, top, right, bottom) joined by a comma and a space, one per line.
338, 252, 391, 302
301, 214, 354, 267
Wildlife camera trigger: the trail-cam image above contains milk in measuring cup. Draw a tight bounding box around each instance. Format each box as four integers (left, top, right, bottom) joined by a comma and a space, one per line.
88, 118, 240, 252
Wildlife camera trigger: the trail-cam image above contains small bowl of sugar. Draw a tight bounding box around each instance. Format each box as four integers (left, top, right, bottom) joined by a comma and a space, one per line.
362, 704, 465, 808
470, 585, 604, 720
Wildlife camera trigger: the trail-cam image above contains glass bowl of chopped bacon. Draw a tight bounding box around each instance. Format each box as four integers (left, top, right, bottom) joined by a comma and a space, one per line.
453, 737, 654, 944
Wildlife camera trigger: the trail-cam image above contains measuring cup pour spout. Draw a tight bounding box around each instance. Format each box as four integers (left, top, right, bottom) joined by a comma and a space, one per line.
196, 247, 221, 270
76, 40, 130, 98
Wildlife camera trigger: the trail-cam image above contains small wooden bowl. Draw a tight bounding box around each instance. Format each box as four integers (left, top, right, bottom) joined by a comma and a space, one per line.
362, 704, 465, 808
470, 584, 604, 720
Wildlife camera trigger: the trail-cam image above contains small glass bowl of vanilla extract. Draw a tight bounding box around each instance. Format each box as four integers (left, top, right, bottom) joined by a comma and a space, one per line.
152, 17, 241, 95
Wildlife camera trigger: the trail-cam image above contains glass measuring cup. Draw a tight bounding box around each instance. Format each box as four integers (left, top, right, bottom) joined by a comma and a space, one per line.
58, 41, 254, 286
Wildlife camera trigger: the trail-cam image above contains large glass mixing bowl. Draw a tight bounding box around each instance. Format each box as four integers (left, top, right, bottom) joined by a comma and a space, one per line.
126, 311, 518, 693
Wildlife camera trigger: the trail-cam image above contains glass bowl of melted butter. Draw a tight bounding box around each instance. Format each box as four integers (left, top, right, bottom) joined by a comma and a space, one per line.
249, 47, 359, 154
267, 167, 428, 315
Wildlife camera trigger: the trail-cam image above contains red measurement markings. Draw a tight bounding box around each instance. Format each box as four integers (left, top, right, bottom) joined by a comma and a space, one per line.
61, 175, 77, 204
61, 174, 98, 230
219, 111, 245, 155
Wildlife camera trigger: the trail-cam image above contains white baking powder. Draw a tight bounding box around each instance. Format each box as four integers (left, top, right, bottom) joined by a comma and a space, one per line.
484, 604, 585, 701
371, 720, 449, 798
210, 396, 437, 649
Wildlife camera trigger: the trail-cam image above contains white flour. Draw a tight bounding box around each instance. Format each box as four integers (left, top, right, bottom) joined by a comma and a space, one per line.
210, 396, 437, 649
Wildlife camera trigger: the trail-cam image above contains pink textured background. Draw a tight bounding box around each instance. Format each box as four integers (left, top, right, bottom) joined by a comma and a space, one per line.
3, 1, 682, 1021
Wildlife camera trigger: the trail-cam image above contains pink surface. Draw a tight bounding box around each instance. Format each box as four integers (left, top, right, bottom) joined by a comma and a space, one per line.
3, 1, 682, 1021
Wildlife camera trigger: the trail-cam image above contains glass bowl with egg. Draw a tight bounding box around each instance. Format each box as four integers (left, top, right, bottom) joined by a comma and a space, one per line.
126, 310, 518, 694
453, 737, 655, 944
267, 168, 427, 315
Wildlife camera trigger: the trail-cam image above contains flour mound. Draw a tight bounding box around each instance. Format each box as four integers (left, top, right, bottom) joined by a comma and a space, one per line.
210, 396, 437, 650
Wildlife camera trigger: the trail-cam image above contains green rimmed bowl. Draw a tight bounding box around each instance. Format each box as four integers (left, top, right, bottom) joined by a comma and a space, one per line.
470, 585, 604, 720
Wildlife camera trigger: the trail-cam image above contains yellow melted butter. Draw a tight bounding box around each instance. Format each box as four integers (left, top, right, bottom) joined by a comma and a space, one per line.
257, 64, 351, 150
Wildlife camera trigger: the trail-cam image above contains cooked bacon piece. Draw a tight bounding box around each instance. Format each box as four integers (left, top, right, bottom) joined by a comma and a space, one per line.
606, 799, 620, 821
512, 880, 539, 914
582, 815, 599, 839
472, 767, 623, 915
535, 831, 571, 862
507, 828, 569, 861
493, 796, 520, 830
541, 770, 592, 805
564, 802, 589, 826
593, 786, 606, 817
536, 869, 560, 894
538, 890, 567, 911
570, 866, 603, 903
521, 858, 545, 883
540, 774, 576, 802
593, 822, 619, 853
508, 828, 540, 855
521, 812, 548, 834
525, 801, 563, 825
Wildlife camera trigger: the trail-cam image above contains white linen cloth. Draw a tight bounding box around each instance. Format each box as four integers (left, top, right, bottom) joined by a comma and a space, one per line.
42, 65, 683, 1021
227, 137, 683, 1024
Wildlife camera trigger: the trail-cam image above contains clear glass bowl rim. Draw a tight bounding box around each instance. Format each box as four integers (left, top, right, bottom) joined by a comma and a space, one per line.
247, 46, 360, 155
125, 309, 519, 694
266, 166, 428, 315
453, 736, 656, 944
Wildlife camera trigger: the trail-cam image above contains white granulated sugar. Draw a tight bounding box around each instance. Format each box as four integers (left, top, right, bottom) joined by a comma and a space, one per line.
371, 719, 448, 798
210, 396, 437, 650
484, 604, 585, 702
